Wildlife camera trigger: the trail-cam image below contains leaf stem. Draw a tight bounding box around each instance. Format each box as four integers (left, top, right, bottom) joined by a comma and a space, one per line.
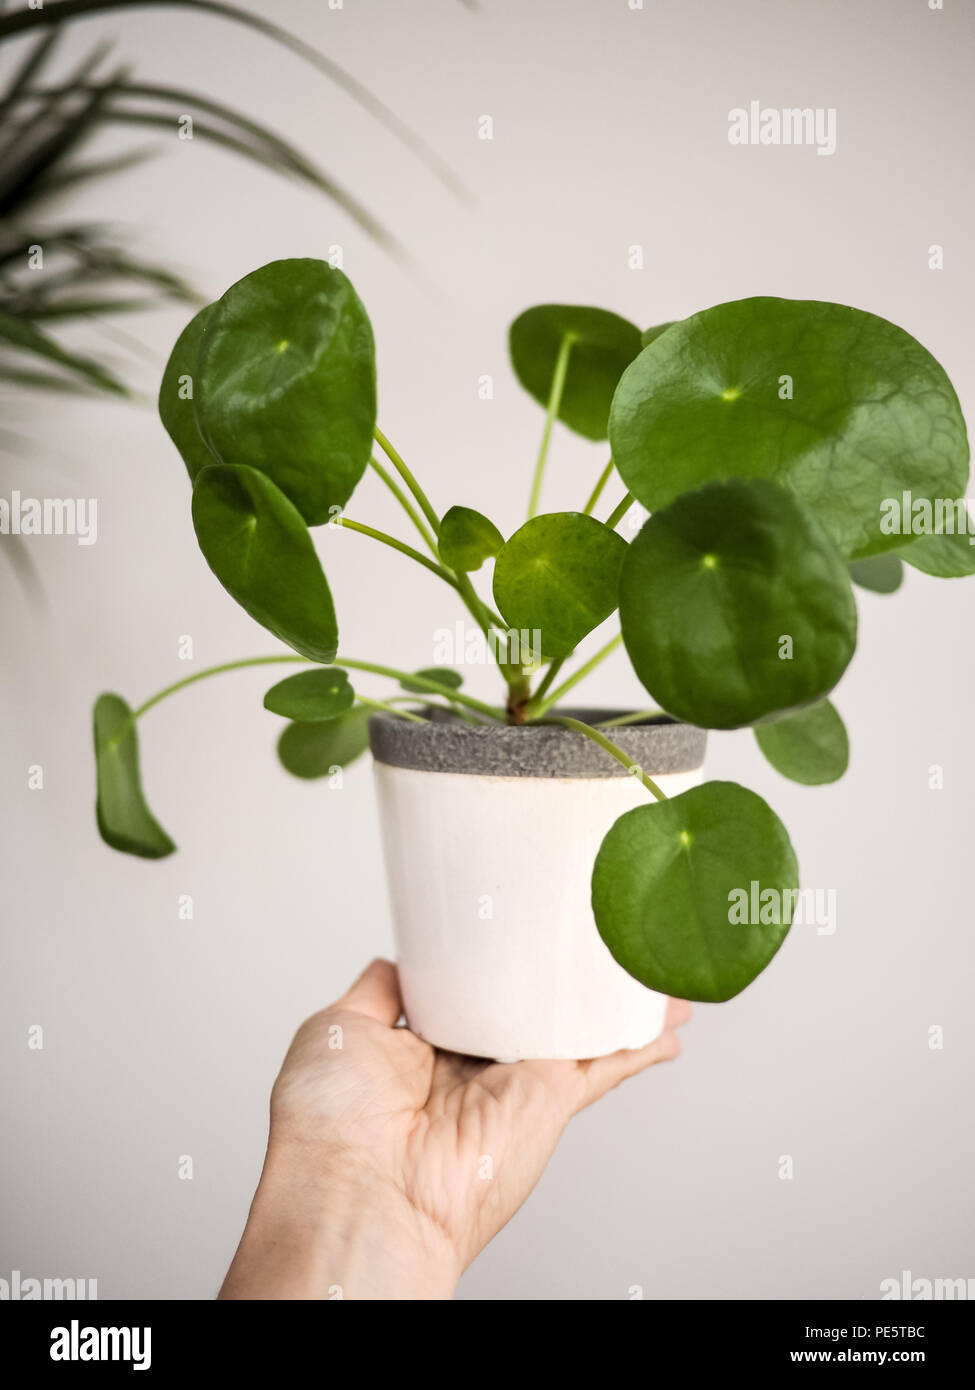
583, 459, 615, 516
374, 426, 441, 535
527, 331, 575, 519
605, 492, 634, 530
355, 696, 426, 723
335, 517, 458, 587
529, 657, 564, 707
371, 428, 516, 690
133, 655, 506, 723
368, 456, 439, 556
546, 716, 667, 802
526, 633, 624, 720
133, 655, 307, 719
337, 658, 506, 720
596, 708, 665, 728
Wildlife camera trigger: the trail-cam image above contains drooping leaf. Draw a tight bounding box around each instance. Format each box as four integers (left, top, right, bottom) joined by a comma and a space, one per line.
19, 294, 155, 321
899, 528, 975, 578
509, 305, 642, 441
493, 512, 628, 661
277, 707, 372, 779
0, 73, 122, 218
754, 700, 849, 785
399, 667, 464, 694
0, 307, 128, 394
619, 479, 857, 729
438, 506, 503, 572
0, 29, 58, 118
263, 667, 354, 721
191, 464, 338, 663
195, 259, 376, 524
158, 303, 217, 482
609, 297, 970, 559
93, 693, 175, 858
848, 553, 904, 594
0, 0, 470, 209
592, 781, 798, 1002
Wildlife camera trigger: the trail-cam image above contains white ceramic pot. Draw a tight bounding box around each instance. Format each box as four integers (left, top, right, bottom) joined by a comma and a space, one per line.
369, 711, 706, 1062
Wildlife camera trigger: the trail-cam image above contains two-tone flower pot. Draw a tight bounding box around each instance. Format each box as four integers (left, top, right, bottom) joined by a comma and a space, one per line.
369, 710, 707, 1062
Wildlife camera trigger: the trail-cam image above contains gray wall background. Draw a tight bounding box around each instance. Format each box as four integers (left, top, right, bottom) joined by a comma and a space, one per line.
2, 0, 972, 1300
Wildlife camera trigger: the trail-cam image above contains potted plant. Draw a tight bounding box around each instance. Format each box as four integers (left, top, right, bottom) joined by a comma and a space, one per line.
92, 259, 971, 1061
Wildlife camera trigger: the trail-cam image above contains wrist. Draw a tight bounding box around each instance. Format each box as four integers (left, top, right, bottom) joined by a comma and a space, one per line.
220, 1142, 460, 1301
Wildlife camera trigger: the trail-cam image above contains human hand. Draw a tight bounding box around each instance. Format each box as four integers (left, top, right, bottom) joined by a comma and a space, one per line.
220, 959, 691, 1300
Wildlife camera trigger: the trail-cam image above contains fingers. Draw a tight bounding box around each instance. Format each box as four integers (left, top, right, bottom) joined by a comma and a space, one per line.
337, 957, 403, 1026
575, 999, 693, 1111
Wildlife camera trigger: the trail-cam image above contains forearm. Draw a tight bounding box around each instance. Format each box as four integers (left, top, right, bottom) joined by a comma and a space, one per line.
219, 1147, 460, 1301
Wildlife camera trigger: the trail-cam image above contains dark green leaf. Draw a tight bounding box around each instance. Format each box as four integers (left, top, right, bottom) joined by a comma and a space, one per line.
277, 707, 371, 779
438, 506, 503, 572
21, 295, 155, 321
592, 781, 798, 1002
619, 479, 857, 729
640, 321, 675, 348
27, 148, 155, 199
399, 667, 463, 694
196, 259, 376, 525
493, 512, 628, 660
510, 305, 642, 441
191, 464, 338, 663
93, 693, 175, 858
899, 529, 975, 578
158, 303, 217, 482
0, 73, 121, 217
263, 667, 354, 721
609, 297, 970, 559
848, 553, 904, 594
0, 0, 469, 210
0, 307, 128, 394
754, 700, 849, 785
0, 30, 58, 117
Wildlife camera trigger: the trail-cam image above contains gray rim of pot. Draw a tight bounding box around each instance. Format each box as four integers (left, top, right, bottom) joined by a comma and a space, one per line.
368, 707, 706, 778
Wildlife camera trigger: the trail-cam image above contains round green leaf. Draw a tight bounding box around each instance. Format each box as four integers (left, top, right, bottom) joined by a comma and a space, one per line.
493, 512, 628, 661
439, 506, 504, 572
509, 305, 642, 441
754, 699, 849, 785
158, 303, 218, 483
619, 479, 857, 729
848, 553, 904, 594
899, 529, 975, 578
263, 667, 354, 721
399, 667, 464, 694
592, 781, 798, 1003
192, 464, 338, 664
609, 297, 970, 559
93, 693, 175, 859
196, 259, 376, 525
277, 707, 371, 779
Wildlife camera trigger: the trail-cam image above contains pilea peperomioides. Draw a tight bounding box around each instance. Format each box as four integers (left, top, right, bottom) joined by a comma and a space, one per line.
92, 259, 970, 1004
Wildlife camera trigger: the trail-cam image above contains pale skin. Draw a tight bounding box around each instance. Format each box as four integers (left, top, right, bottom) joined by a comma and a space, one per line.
220, 959, 692, 1300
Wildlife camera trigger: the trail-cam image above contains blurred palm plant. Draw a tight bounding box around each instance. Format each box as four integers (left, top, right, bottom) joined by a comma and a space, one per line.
0, 0, 464, 415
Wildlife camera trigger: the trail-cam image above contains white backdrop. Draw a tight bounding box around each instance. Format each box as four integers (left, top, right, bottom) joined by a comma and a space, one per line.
2, 0, 973, 1299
